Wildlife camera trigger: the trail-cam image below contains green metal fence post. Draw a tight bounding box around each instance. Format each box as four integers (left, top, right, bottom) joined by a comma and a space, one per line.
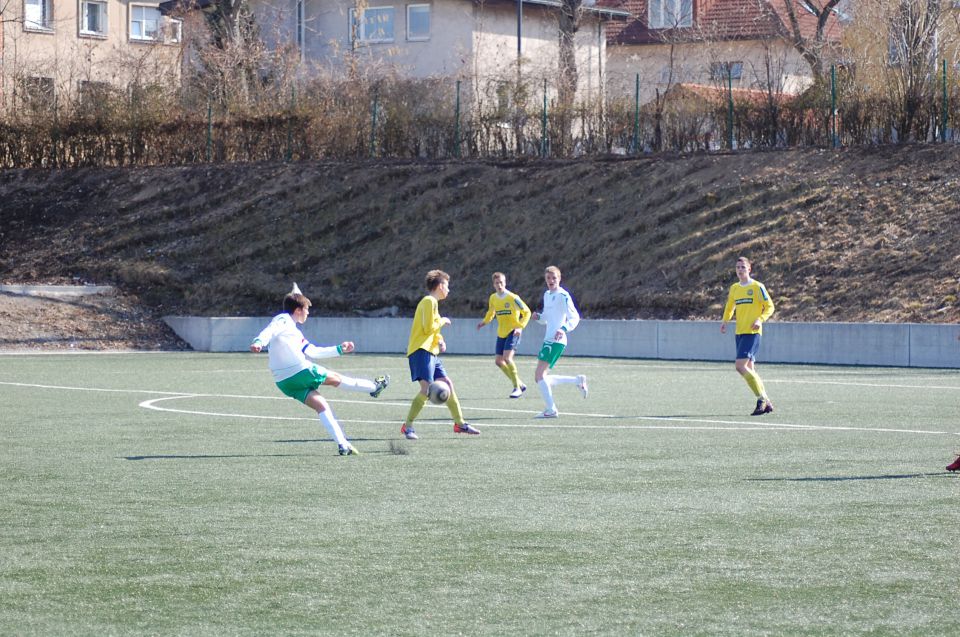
540, 78, 547, 157
370, 89, 379, 158
454, 79, 461, 158
286, 85, 295, 162
632, 73, 640, 155
206, 100, 213, 163
943, 59, 948, 143
727, 67, 734, 150
831, 65, 838, 149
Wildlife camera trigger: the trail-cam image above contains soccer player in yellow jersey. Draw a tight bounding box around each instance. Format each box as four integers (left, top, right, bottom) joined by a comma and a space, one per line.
720, 257, 775, 416
476, 272, 530, 398
400, 269, 479, 440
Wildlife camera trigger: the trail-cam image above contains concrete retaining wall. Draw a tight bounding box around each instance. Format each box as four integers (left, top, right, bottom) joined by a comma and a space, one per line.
163, 316, 960, 368
1, 284, 114, 297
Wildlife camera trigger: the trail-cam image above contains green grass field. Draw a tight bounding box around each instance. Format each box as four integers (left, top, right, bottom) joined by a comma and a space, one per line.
2, 352, 959, 635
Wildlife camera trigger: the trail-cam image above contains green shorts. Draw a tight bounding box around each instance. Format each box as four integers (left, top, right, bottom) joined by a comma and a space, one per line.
276, 366, 328, 403
537, 341, 566, 369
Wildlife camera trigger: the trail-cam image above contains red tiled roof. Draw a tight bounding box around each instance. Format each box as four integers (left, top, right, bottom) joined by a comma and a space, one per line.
609, 0, 843, 46
657, 82, 800, 106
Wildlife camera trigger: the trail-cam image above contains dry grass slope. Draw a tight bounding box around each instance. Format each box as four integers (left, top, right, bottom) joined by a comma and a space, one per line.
1, 144, 959, 328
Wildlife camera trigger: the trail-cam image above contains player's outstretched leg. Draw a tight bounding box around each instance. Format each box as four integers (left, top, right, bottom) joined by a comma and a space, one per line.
332, 373, 390, 397
370, 374, 390, 397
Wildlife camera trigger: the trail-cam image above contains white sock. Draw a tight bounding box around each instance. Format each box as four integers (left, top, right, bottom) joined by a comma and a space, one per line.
318, 409, 349, 447
549, 375, 578, 385
337, 376, 376, 393
537, 379, 556, 412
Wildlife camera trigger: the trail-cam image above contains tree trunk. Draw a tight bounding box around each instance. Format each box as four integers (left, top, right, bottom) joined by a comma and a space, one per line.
557, 0, 581, 155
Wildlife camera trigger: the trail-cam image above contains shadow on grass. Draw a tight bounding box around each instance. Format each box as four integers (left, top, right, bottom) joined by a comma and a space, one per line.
123, 453, 311, 460
747, 473, 953, 482
274, 437, 391, 443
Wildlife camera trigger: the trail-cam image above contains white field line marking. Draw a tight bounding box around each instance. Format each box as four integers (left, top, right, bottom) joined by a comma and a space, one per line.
0, 380, 295, 399
4, 381, 959, 436
139, 396, 388, 424
139, 396, 959, 435
766, 379, 960, 390
140, 394, 959, 436
0, 350, 185, 357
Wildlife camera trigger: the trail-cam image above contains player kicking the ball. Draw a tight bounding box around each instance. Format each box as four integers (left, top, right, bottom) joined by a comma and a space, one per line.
250, 284, 389, 456
400, 269, 479, 440
532, 265, 587, 419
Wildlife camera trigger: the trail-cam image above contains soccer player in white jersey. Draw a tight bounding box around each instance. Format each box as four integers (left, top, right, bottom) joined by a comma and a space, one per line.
531, 266, 587, 419
249, 284, 389, 456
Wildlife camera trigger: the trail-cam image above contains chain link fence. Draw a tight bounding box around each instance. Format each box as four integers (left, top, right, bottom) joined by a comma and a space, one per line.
1, 67, 957, 168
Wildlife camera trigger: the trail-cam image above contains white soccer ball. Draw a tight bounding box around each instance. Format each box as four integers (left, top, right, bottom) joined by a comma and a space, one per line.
427, 380, 450, 405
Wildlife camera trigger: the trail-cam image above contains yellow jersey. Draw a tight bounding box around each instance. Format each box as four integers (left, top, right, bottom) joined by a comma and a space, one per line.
407, 295, 444, 356
482, 290, 530, 338
722, 279, 774, 335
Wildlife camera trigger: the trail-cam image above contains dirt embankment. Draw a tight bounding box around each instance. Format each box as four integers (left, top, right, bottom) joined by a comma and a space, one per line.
1, 144, 959, 349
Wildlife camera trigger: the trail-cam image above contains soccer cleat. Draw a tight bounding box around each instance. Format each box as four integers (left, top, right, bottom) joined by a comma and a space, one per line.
751, 399, 774, 416
370, 374, 390, 398
454, 423, 480, 435
400, 423, 418, 440
509, 387, 524, 399
534, 409, 559, 419
577, 374, 588, 399
947, 456, 960, 472
338, 444, 359, 456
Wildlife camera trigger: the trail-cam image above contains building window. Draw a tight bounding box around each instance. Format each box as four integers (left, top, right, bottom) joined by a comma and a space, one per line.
648, 0, 692, 29
406, 4, 430, 41
130, 5, 160, 40
129, 5, 180, 43
80, 0, 108, 36
24, 0, 53, 30
162, 16, 182, 43
710, 61, 743, 81
350, 6, 395, 43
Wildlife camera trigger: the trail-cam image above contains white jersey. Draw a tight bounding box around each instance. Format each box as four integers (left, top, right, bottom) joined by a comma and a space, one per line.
252, 313, 341, 382
537, 286, 580, 345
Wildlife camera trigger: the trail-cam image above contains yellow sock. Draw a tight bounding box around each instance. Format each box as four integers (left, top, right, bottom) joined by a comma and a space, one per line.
742, 369, 765, 398
405, 393, 427, 424
498, 363, 514, 382
446, 389, 465, 424
505, 361, 522, 388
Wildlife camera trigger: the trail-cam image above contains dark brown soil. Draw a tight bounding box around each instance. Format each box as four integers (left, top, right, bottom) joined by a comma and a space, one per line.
1, 144, 959, 349
0, 290, 188, 350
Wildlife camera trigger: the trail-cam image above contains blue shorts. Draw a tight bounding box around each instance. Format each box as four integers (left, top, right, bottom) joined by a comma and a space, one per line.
408, 348, 448, 383
735, 334, 761, 361
495, 332, 521, 355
